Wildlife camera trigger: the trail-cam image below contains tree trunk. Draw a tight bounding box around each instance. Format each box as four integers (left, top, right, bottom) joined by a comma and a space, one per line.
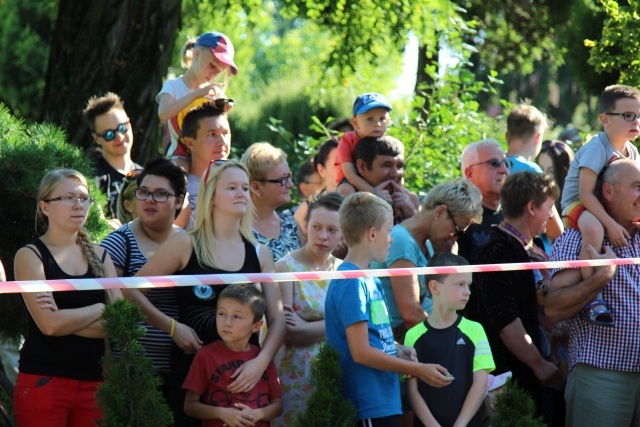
42, 0, 182, 163
414, 43, 437, 120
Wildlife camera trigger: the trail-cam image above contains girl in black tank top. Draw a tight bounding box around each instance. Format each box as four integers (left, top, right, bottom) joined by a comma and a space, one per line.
129, 161, 285, 427
13, 169, 120, 427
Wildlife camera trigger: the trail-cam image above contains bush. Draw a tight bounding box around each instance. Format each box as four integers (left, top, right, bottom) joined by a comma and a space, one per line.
491, 378, 545, 427
96, 298, 173, 427
0, 103, 110, 344
295, 343, 357, 427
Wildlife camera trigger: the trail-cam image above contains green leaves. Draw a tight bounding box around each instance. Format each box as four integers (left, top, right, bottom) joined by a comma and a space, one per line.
587, 0, 640, 86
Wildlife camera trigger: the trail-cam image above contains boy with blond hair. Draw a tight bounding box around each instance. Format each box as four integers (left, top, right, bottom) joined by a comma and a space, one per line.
405, 253, 495, 427
560, 84, 640, 325
325, 192, 454, 427
183, 284, 283, 426
506, 104, 547, 173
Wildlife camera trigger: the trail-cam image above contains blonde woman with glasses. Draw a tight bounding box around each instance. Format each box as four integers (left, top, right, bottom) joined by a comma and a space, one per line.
13, 169, 120, 427
126, 159, 285, 426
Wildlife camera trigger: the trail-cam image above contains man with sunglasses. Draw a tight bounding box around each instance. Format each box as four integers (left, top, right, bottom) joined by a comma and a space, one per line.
181, 103, 231, 228
83, 92, 141, 222
458, 139, 510, 264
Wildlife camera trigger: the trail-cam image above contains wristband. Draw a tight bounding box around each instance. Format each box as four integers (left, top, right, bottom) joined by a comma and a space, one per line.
170, 318, 176, 337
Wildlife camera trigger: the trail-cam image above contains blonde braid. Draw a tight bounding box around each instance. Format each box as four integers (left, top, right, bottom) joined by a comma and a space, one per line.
76, 230, 105, 278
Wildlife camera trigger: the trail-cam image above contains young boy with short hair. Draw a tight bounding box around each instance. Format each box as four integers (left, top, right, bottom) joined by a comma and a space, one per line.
183, 284, 283, 427
83, 92, 142, 220
325, 192, 454, 427
405, 253, 495, 427
181, 103, 232, 228
335, 92, 392, 193
505, 104, 548, 173
505, 104, 563, 246
560, 84, 640, 325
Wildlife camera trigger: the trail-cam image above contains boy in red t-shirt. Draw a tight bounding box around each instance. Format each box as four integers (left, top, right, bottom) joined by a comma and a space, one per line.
183, 284, 283, 426
336, 92, 392, 193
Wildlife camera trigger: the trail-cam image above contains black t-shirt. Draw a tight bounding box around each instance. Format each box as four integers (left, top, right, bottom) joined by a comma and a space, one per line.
92, 154, 141, 218
405, 316, 492, 427
19, 239, 106, 381
457, 205, 503, 264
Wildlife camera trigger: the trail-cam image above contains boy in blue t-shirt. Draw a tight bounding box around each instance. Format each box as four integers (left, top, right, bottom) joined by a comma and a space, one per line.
405, 253, 495, 427
325, 193, 454, 427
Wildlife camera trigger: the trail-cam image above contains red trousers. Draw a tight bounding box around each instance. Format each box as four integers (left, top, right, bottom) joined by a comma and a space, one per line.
13, 372, 103, 427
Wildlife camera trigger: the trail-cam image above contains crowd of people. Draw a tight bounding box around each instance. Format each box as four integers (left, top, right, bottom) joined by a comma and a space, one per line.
4, 29, 640, 427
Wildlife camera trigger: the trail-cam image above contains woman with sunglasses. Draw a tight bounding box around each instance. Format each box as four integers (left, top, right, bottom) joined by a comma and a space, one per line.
241, 142, 301, 262
370, 178, 483, 343
126, 160, 285, 426
101, 158, 186, 389
13, 169, 121, 426
83, 92, 142, 223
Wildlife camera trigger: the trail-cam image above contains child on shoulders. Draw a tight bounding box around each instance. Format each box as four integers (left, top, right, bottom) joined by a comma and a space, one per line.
157, 31, 237, 173
560, 84, 640, 326
336, 93, 392, 194
183, 284, 283, 427
325, 192, 454, 427
405, 253, 495, 427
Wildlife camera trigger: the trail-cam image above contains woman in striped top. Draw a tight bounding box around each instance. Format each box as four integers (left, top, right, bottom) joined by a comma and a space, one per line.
100, 158, 186, 380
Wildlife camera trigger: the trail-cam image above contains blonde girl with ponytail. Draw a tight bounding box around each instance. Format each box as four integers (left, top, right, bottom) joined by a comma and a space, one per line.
13, 169, 120, 427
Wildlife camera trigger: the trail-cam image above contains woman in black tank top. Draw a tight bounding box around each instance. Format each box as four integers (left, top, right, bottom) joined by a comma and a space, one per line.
126, 160, 285, 426
12, 169, 120, 427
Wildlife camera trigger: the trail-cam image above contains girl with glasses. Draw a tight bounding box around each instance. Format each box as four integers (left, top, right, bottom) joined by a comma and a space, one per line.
101, 158, 186, 396
13, 169, 121, 426
126, 160, 285, 426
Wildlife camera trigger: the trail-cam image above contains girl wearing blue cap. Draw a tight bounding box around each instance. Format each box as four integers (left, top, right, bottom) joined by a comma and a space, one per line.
157, 32, 238, 171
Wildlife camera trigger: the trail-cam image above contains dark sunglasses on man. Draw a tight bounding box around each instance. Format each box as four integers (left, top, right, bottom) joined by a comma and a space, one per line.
93, 122, 130, 142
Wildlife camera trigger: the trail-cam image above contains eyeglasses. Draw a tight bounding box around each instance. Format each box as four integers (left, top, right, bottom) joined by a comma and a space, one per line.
605, 112, 640, 122
257, 172, 292, 187
203, 159, 228, 184
468, 158, 513, 170
134, 189, 178, 203
43, 195, 95, 206
94, 122, 130, 142
445, 208, 465, 237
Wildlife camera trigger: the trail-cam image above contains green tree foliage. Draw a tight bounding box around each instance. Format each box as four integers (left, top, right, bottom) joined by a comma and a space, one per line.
456, 0, 574, 76
586, 0, 640, 87
491, 379, 545, 427
96, 299, 173, 427
390, 66, 504, 192
294, 343, 357, 427
0, 0, 57, 120
0, 103, 110, 343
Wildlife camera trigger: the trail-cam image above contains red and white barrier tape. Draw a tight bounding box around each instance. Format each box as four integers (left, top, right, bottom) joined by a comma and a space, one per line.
0, 257, 635, 294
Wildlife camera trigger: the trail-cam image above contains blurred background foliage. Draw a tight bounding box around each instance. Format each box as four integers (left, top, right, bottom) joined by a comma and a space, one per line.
0, 0, 637, 195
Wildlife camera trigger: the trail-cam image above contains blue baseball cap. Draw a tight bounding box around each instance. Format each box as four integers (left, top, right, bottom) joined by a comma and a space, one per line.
195, 32, 238, 75
352, 92, 392, 116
